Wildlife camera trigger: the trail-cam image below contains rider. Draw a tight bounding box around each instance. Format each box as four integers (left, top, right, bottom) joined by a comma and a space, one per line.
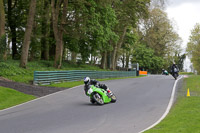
162, 69, 168, 75
171, 63, 179, 76
83, 77, 111, 96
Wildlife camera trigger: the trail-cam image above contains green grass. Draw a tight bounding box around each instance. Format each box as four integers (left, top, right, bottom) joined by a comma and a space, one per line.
144, 75, 200, 133
45, 80, 83, 88
179, 72, 194, 75
0, 60, 105, 83
185, 75, 200, 96
0, 86, 36, 110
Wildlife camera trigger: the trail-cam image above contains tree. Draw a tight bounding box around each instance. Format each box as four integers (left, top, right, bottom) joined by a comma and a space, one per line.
51, 0, 68, 69
111, 0, 150, 70
6, 0, 29, 59
131, 44, 164, 73
28, 0, 51, 61
2, 0, 181, 73
7, 0, 17, 59
150, 0, 167, 9
0, 0, 6, 60
20, 0, 37, 68
0, 0, 5, 36
40, 0, 50, 60
174, 53, 186, 71
64, 1, 118, 67
142, 8, 181, 57
139, 7, 182, 73
187, 23, 200, 74
85, 2, 118, 67
121, 27, 137, 69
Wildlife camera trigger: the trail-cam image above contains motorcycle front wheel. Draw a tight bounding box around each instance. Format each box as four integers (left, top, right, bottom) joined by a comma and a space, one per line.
111, 94, 117, 103
92, 93, 104, 105
174, 73, 177, 80
90, 98, 95, 104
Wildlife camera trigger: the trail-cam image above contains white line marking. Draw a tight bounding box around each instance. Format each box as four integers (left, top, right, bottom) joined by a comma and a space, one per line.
139, 75, 183, 133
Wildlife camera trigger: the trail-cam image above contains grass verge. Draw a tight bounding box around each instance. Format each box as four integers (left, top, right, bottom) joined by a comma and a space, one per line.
0, 60, 105, 83
144, 75, 200, 133
179, 72, 194, 75
0, 86, 36, 110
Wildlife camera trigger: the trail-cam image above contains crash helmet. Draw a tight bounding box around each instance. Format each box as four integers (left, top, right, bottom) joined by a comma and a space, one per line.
84, 77, 90, 84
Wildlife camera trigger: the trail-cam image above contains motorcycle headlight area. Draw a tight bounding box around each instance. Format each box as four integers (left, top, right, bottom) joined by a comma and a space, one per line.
87, 88, 93, 95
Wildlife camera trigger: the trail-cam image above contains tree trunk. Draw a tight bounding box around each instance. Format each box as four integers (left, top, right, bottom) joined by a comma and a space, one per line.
11, 31, 17, 59
51, 0, 68, 69
111, 27, 127, 70
71, 51, 77, 64
41, 0, 50, 60
49, 19, 56, 59
101, 52, 107, 69
8, 0, 18, 59
0, 0, 6, 60
111, 44, 117, 70
107, 51, 112, 69
62, 45, 67, 61
20, 0, 37, 68
0, 0, 5, 37
125, 52, 130, 70
122, 52, 125, 68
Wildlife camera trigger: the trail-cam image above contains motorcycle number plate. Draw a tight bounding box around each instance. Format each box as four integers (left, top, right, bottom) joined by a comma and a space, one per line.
88, 88, 93, 95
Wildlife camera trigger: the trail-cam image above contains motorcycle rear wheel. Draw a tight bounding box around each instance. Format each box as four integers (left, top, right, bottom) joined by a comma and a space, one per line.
92, 93, 104, 105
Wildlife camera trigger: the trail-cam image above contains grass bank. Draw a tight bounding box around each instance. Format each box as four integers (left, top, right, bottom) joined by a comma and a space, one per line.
0, 60, 104, 83
0, 86, 35, 110
144, 75, 200, 133
179, 72, 194, 75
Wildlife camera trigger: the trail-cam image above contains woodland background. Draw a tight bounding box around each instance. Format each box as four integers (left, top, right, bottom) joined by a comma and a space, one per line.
0, 0, 187, 74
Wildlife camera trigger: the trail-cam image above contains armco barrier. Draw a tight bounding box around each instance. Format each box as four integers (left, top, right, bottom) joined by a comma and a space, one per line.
33, 70, 136, 85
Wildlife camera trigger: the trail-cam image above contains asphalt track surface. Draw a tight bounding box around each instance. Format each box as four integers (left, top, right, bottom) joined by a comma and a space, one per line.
0, 75, 182, 133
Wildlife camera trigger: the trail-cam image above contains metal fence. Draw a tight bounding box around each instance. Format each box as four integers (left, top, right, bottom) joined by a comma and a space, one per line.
33, 70, 136, 85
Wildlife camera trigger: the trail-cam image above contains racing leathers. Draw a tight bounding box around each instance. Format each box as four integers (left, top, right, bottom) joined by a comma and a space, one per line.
171, 64, 179, 77
84, 79, 109, 95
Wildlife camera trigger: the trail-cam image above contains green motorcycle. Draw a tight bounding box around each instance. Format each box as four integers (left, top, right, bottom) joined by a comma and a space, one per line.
86, 85, 117, 105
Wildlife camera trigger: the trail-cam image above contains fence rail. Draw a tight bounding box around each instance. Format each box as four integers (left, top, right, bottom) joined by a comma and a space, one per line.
33, 70, 136, 85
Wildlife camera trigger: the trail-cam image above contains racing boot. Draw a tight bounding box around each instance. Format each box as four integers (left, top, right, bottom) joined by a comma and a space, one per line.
106, 88, 113, 98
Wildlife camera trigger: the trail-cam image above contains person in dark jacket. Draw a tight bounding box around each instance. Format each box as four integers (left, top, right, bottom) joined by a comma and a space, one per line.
83, 77, 111, 95
171, 63, 179, 76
